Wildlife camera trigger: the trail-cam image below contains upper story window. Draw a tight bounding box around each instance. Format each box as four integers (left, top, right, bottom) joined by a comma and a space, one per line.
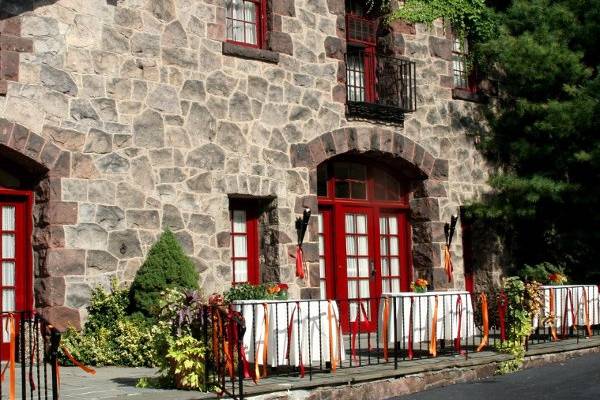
344, 1, 416, 122
452, 37, 478, 93
226, 0, 267, 48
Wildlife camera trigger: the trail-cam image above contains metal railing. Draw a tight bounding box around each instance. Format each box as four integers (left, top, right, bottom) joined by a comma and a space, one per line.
346, 49, 417, 122
0, 311, 60, 400
204, 287, 600, 399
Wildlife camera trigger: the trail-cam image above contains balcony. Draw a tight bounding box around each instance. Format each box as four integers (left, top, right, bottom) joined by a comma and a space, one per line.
346, 49, 417, 123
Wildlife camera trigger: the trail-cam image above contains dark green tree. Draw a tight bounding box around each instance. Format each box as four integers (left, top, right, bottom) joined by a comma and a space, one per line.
471, 0, 600, 282
129, 230, 199, 317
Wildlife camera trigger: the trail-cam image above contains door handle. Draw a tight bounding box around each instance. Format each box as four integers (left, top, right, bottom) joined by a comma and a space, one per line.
370, 259, 376, 279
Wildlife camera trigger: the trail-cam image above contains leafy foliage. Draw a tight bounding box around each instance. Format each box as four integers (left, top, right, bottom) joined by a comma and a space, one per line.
470, 0, 600, 282
223, 283, 289, 302
518, 262, 567, 284
129, 230, 199, 318
494, 277, 542, 373
386, 0, 498, 42
148, 288, 208, 391
59, 282, 155, 367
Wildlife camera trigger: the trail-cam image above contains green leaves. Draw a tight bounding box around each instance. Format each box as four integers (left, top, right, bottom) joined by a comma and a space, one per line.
468, 0, 600, 282
388, 0, 498, 42
129, 230, 199, 317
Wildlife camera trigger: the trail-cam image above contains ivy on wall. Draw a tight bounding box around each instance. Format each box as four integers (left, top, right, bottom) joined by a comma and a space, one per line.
370, 0, 498, 43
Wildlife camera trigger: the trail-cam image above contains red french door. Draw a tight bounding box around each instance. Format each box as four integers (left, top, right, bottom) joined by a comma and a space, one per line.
317, 160, 412, 333
0, 191, 32, 359
335, 206, 379, 331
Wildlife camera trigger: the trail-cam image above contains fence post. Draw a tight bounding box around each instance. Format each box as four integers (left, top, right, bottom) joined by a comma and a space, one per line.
237, 321, 245, 400
49, 329, 61, 400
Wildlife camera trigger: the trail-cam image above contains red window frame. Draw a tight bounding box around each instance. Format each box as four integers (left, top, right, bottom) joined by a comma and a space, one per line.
0, 188, 33, 359
452, 37, 478, 93
230, 207, 260, 285
346, 8, 378, 103
225, 0, 267, 49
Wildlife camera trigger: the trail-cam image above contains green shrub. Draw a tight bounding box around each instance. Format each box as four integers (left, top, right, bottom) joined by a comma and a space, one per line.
129, 230, 199, 318
59, 282, 156, 367
145, 288, 208, 391
518, 262, 567, 284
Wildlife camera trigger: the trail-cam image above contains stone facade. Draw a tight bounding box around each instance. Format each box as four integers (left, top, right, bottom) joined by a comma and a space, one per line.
0, 0, 491, 328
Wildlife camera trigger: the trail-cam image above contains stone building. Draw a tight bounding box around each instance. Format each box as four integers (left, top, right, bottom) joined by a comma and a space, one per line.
0, 0, 496, 329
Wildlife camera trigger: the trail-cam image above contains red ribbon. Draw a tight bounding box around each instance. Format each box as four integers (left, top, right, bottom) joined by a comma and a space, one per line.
285, 302, 305, 377
351, 302, 372, 361
498, 291, 508, 342
226, 307, 253, 383
407, 297, 414, 360
295, 246, 305, 279
453, 296, 463, 354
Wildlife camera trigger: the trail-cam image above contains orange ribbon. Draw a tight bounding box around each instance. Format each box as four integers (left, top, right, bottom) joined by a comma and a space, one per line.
382, 298, 390, 361
327, 300, 337, 372
582, 287, 592, 337
60, 346, 97, 375
443, 245, 453, 282
476, 293, 489, 352
0, 315, 17, 400
548, 288, 558, 341
254, 303, 269, 381
429, 295, 439, 357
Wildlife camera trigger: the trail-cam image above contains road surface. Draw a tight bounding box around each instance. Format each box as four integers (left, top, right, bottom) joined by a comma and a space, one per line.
393, 353, 600, 399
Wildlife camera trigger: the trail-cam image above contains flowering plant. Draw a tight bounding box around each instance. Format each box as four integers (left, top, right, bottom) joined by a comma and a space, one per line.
224, 283, 289, 302
266, 283, 289, 300
410, 278, 428, 293
547, 273, 567, 286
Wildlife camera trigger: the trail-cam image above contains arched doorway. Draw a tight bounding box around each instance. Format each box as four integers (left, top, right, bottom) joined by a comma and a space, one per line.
317, 157, 412, 330
0, 145, 40, 357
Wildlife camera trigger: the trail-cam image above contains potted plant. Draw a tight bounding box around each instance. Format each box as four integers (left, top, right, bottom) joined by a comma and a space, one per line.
410, 278, 428, 293
547, 272, 567, 286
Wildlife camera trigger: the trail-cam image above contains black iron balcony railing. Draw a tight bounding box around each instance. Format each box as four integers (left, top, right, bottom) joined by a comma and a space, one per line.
346, 48, 417, 123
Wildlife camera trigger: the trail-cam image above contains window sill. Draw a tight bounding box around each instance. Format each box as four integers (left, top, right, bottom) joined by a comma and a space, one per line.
222, 42, 279, 64
452, 88, 484, 103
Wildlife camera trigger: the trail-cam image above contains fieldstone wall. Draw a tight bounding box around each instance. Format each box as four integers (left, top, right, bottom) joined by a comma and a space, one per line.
0, 0, 491, 327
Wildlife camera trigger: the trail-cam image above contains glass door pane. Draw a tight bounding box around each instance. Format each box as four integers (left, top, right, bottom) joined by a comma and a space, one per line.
344, 212, 371, 322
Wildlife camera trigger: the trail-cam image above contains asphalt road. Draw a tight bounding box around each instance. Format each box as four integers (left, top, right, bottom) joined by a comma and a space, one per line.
393, 353, 600, 400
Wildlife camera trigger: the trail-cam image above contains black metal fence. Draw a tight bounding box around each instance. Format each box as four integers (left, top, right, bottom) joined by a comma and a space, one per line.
0, 311, 60, 400
346, 49, 417, 122
205, 288, 600, 399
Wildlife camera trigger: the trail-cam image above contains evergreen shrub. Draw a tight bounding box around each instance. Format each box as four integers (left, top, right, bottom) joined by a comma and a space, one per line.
129, 230, 199, 318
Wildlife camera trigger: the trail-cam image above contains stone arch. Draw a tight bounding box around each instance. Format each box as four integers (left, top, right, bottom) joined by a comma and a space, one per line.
289, 127, 457, 293
0, 118, 78, 330
290, 127, 448, 182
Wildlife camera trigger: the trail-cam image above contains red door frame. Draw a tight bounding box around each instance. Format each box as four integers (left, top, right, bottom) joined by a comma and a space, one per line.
0, 188, 34, 358
317, 162, 412, 331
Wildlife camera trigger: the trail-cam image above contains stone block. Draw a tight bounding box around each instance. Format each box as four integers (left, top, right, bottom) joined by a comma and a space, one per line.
429, 36, 452, 60
269, 31, 293, 55
46, 201, 78, 225
108, 229, 142, 259
410, 197, 440, 222
0, 35, 32, 52
46, 249, 86, 276
324, 36, 344, 60
35, 277, 65, 307
126, 209, 160, 230
39, 306, 81, 332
